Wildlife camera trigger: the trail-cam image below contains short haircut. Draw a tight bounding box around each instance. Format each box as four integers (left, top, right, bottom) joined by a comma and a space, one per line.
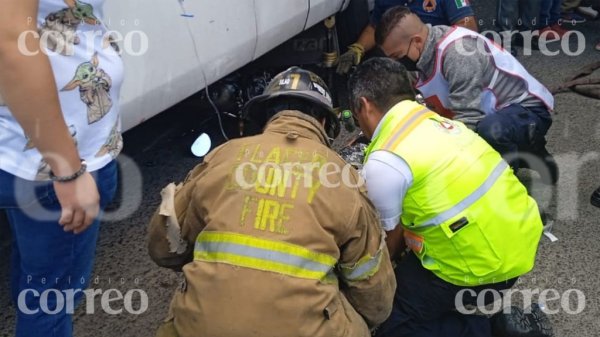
348, 57, 415, 114
375, 6, 413, 46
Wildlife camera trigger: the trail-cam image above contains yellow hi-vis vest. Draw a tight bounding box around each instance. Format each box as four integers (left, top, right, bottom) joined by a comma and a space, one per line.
364, 100, 543, 286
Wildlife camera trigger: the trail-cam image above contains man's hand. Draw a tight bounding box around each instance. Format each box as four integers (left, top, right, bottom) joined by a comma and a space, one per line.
54, 171, 100, 234
336, 43, 365, 75
385, 225, 406, 260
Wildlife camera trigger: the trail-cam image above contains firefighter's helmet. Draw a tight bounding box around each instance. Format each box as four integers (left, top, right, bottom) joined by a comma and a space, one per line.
243, 67, 340, 138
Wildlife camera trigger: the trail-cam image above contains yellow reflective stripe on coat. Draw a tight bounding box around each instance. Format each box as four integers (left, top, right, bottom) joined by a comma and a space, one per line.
194, 231, 338, 282
338, 233, 385, 282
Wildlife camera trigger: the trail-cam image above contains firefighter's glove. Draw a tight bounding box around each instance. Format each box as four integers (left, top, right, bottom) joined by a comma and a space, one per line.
336, 43, 365, 75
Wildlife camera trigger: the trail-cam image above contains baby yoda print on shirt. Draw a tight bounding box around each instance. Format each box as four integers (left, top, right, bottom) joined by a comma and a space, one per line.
95, 121, 122, 158
61, 53, 113, 124
39, 0, 100, 56
0, 0, 124, 181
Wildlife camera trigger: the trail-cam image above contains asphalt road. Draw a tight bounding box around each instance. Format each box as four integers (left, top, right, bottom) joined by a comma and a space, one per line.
1, 2, 599, 336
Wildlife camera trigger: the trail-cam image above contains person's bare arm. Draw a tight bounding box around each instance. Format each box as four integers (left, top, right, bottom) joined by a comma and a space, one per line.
357, 24, 377, 52
385, 225, 405, 260
453, 16, 478, 32
0, 0, 100, 233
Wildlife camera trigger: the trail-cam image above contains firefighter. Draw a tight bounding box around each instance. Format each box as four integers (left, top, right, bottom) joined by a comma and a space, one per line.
148, 67, 396, 337
348, 57, 552, 337
375, 6, 559, 184
336, 0, 478, 75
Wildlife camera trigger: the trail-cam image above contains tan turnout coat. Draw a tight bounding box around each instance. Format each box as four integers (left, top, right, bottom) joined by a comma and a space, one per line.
148, 110, 396, 337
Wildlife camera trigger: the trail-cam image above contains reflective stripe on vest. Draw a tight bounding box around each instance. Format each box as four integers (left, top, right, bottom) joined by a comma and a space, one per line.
383, 107, 436, 151
194, 231, 337, 282
416, 26, 554, 115
377, 104, 509, 229
419, 160, 509, 228
364, 101, 541, 285
365, 105, 435, 159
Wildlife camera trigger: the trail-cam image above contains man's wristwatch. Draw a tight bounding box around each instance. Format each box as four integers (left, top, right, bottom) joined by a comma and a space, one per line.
49, 160, 87, 183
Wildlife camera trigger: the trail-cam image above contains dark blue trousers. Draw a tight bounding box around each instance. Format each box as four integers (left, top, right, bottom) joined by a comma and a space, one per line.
375, 253, 517, 337
475, 104, 552, 167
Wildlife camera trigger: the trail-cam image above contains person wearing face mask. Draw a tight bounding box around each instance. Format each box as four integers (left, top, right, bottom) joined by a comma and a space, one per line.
335, 0, 478, 75
375, 6, 559, 185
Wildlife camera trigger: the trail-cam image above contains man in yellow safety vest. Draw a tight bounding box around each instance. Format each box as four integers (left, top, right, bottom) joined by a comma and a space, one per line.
348, 57, 552, 337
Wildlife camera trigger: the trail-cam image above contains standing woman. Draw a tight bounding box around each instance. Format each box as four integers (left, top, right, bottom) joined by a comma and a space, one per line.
0, 0, 124, 336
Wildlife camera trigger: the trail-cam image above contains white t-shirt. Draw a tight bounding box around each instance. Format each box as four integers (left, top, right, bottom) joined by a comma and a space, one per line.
362, 151, 413, 232
0, 0, 124, 181
362, 115, 414, 232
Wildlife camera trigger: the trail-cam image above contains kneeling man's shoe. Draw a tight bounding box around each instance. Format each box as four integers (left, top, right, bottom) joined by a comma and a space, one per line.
491, 304, 553, 337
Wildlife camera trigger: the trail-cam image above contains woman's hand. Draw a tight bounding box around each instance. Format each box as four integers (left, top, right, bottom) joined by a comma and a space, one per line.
0, 0, 102, 232
54, 171, 100, 234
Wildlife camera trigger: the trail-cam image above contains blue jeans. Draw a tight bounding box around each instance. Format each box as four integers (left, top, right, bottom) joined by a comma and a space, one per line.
0, 161, 118, 337
540, 0, 562, 27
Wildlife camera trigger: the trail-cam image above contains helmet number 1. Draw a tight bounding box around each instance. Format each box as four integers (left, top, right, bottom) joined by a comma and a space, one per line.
289, 74, 301, 90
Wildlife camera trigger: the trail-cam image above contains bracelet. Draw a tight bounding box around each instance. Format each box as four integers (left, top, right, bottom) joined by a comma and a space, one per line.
49, 160, 88, 183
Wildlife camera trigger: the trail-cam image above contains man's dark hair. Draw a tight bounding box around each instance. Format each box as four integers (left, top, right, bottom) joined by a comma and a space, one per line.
348, 58, 415, 114
375, 6, 413, 46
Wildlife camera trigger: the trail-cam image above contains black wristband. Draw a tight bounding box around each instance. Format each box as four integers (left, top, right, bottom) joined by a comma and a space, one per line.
49, 160, 87, 183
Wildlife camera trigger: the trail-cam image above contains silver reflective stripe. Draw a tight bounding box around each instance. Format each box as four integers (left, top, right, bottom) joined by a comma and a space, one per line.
341, 250, 383, 282
340, 231, 386, 282
419, 160, 509, 228
383, 108, 431, 148
195, 241, 333, 274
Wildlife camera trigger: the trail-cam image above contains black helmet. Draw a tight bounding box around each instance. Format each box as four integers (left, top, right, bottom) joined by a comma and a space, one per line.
243, 67, 340, 138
